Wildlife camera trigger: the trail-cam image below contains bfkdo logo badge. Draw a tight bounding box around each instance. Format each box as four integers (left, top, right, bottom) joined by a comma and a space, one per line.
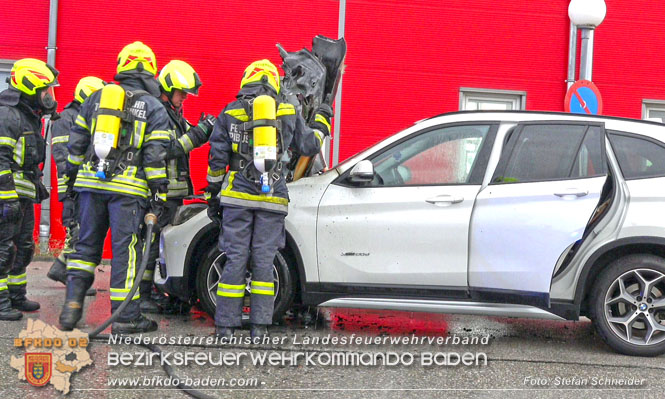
25, 353, 52, 387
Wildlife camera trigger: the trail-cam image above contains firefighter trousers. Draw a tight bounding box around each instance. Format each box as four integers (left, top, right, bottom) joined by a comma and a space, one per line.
59, 195, 81, 261
215, 206, 285, 327
0, 199, 34, 302
66, 191, 147, 322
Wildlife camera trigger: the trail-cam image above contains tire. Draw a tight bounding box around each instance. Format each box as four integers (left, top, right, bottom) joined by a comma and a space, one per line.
195, 245, 295, 324
589, 254, 665, 356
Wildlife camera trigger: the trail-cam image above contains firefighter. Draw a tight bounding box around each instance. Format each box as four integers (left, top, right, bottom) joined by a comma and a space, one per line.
48, 76, 105, 297
0, 58, 59, 320
206, 59, 328, 338
58, 41, 171, 334
139, 60, 215, 314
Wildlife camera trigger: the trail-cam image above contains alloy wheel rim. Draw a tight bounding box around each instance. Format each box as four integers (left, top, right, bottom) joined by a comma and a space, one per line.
604, 268, 665, 346
206, 253, 280, 312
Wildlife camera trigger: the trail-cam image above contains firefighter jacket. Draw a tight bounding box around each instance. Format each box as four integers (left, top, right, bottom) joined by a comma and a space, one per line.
0, 88, 46, 203
67, 77, 171, 198
207, 86, 322, 215
51, 101, 80, 199
160, 100, 209, 199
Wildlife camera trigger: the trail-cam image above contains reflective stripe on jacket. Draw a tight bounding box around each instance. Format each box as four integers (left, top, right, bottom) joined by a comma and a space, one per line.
0, 88, 45, 202
161, 100, 208, 199
51, 101, 80, 198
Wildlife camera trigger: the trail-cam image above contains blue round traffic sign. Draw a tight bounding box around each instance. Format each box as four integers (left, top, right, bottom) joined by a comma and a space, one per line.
564, 80, 603, 115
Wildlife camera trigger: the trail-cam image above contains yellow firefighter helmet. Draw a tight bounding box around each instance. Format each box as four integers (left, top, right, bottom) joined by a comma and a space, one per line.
74, 76, 105, 104
158, 60, 202, 95
9, 58, 59, 96
117, 41, 158, 76
240, 59, 280, 95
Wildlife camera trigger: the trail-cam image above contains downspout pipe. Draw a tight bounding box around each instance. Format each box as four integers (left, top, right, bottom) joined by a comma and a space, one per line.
578, 28, 594, 81
332, 0, 346, 166
40, 0, 58, 253
567, 21, 577, 90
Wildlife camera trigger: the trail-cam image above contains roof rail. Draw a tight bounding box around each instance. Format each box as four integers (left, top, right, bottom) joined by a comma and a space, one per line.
423, 110, 665, 127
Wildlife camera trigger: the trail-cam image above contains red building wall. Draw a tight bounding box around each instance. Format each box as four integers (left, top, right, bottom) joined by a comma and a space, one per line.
3, 1, 665, 253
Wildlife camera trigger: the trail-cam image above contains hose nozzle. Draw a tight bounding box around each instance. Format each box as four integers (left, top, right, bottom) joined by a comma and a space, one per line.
144, 212, 157, 226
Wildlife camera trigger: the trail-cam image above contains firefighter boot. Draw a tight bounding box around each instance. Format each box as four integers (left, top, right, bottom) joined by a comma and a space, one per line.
0, 292, 22, 321
59, 276, 91, 331
48, 258, 97, 296
10, 296, 40, 312
250, 324, 269, 341
215, 327, 235, 339
111, 315, 158, 334
47, 257, 67, 284
139, 281, 161, 314
9, 285, 40, 312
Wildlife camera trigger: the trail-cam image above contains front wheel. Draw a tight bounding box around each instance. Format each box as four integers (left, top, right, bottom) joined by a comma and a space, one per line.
195, 246, 295, 324
589, 254, 665, 356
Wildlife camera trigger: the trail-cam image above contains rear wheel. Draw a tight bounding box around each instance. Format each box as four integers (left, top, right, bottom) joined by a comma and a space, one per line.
195, 246, 295, 324
589, 254, 665, 356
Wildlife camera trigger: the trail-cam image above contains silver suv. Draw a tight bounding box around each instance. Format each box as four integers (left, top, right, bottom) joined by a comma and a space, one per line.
158, 111, 665, 357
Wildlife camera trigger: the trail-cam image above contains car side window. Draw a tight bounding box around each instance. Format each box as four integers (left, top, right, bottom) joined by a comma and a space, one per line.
368, 125, 491, 186
494, 124, 604, 183
608, 131, 665, 179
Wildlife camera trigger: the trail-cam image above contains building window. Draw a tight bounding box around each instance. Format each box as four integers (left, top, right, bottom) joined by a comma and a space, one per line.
0, 60, 15, 93
642, 100, 665, 123
460, 88, 526, 111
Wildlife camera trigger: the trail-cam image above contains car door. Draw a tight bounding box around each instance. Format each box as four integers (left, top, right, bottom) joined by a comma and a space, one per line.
468, 122, 608, 303
317, 123, 497, 290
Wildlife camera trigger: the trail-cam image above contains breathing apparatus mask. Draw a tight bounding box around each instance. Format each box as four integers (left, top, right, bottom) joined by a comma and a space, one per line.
38, 87, 58, 117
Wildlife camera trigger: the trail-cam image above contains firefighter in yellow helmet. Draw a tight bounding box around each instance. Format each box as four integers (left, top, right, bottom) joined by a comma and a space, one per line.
0, 58, 59, 320
47, 76, 105, 296
138, 60, 216, 314
206, 59, 324, 338
59, 42, 172, 334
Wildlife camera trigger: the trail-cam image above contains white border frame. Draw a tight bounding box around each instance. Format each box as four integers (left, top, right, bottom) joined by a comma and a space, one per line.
459, 88, 527, 111
642, 99, 665, 122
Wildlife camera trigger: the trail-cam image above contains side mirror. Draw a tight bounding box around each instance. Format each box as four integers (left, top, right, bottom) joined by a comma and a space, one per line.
349, 160, 375, 183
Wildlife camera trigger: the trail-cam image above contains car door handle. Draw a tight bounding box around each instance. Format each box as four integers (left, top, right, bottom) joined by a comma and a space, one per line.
554, 189, 589, 198
425, 195, 464, 205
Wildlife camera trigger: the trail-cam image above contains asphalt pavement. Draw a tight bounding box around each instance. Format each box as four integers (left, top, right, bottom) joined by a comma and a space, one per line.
0, 261, 662, 399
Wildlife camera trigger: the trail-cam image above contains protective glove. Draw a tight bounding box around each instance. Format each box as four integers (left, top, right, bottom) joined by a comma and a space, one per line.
1, 201, 21, 223
204, 183, 222, 227
310, 104, 333, 138
65, 162, 78, 196
197, 113, 217, 137
36, 180, 49, 202
183, 113, 217, 150
61, 195, 77, 228
148, 184, 168, 222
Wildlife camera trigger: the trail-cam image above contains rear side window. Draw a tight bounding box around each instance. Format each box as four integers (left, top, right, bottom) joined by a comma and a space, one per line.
494, 124, 605, 183
609, 132, 665, 179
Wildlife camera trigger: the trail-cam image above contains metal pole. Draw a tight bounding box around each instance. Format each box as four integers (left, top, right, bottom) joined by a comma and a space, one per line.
332, 0, 346, 167
567, 22, 577, 89
40, 0, 58, 253
579, 28, 594, 81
